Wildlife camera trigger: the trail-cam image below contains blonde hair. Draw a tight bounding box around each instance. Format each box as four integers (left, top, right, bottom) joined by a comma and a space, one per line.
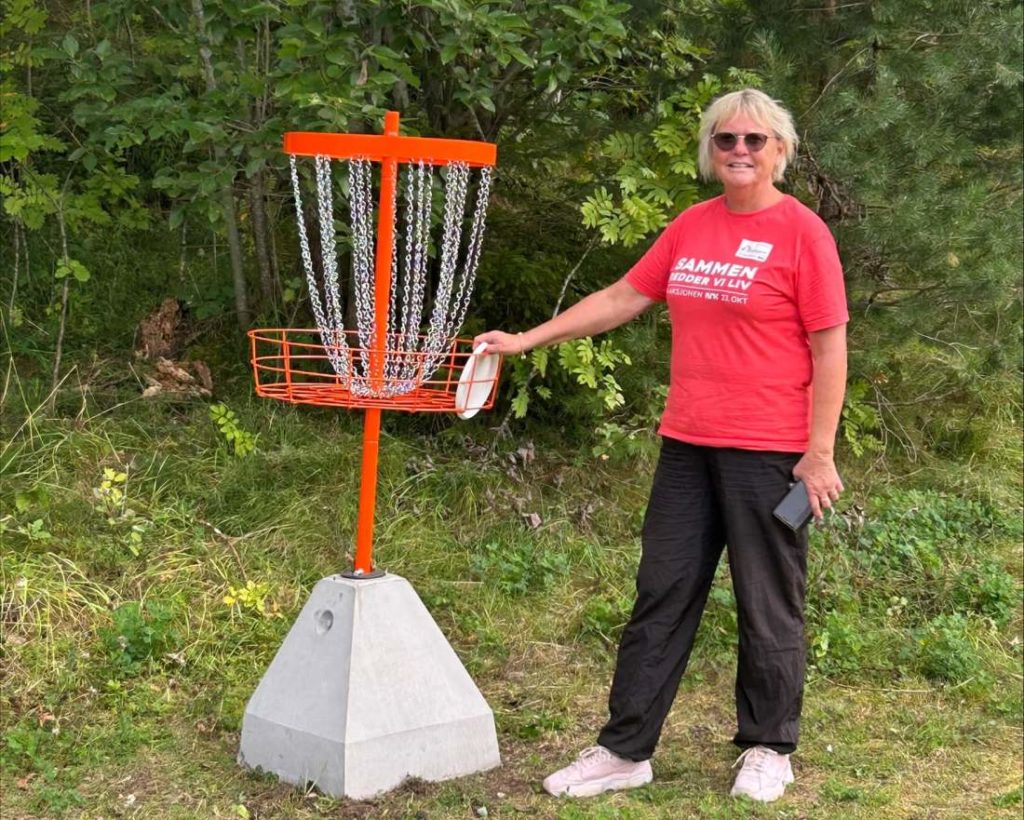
697, 89, 798, 183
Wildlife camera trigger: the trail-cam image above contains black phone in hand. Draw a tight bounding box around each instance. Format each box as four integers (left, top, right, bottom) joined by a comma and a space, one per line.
773, 480, 813, 531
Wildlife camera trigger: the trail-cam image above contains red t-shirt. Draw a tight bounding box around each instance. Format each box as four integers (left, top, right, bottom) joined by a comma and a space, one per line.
625, 195, 848, 452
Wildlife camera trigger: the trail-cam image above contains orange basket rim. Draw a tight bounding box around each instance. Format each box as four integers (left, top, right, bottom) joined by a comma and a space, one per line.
247, 328, 483, 349
248, 329, 503, 414
247, 327, 481, 336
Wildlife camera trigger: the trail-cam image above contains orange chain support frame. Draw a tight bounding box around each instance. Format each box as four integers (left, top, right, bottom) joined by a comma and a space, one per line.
249, 112, 499, 577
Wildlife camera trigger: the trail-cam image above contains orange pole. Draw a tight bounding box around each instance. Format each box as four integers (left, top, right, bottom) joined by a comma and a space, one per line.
352, 111, 400, 575
354, 406, 382, 573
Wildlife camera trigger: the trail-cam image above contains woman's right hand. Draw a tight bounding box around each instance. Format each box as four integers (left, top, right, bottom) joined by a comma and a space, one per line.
473, 330, 527, 356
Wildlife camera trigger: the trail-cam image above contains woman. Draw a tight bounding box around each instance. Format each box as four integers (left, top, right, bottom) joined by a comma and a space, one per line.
475, 88, 848, 803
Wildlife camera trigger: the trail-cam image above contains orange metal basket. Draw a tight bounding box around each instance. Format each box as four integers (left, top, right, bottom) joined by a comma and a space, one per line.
254, 111, 500, 575
249, 329, 502, 414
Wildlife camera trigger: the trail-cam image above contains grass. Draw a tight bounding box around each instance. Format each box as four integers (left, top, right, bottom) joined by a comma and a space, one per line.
1, 381, 1022, 819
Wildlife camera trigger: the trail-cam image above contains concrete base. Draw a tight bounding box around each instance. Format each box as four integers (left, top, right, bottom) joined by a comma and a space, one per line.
238, 573, 500, 799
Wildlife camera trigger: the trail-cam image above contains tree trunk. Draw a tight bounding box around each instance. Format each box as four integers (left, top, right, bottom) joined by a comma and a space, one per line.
49, 206, 72, 414
50, 278, 70, 412
8, 221, 20, 317
221, 185, 249, 327
248, 171, 275, 310
192, 0, 250, 328
268, 203, 281, 294
178, 220, 188, 282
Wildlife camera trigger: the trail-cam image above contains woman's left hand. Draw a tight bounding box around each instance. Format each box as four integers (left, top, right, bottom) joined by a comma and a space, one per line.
792, 451, 844, 520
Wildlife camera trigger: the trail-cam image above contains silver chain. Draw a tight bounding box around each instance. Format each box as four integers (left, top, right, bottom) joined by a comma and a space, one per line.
390, 160, 432, 392
348, 158, 377, 394
293, 155, 493, 398
421, 162, 492, 376
376, 158, 401, 394
290, 155, 349, 378
421, 161, 470, 374
446, 164, 492, 342
385, 161, 422, 393
314, 156, 344, 337
384, 166, 403, 390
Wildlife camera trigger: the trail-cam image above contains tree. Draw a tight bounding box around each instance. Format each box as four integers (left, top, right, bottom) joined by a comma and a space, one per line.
717, 0, 1024, 456
2, 0, 149, 402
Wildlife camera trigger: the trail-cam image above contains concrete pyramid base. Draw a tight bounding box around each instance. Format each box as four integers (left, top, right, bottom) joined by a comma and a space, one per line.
238, 573, 500, 799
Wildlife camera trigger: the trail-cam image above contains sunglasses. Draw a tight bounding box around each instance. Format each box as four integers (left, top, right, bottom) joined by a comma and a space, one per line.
711, 132, 776, 152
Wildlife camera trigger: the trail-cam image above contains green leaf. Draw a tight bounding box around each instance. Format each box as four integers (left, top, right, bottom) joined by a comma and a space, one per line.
512, 390, 530, 419
555, 5, 586, 23
440, 43, 460, 65
531, 347, 550, 377
62, 34, 79, 58
244, 156, 266, 177
324, 48, 349, 67
506, 45, 536, 68
56, 258, 91, 283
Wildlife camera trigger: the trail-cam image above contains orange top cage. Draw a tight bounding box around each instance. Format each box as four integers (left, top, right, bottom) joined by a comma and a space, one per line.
248, 112, 501, 575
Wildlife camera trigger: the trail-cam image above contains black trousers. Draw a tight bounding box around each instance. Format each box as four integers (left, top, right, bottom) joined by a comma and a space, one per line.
596, 437, 808, 760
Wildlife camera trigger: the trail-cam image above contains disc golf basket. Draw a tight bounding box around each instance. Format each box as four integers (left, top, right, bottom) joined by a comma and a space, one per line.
248, 111, 502, 576
239, 115, 503, 799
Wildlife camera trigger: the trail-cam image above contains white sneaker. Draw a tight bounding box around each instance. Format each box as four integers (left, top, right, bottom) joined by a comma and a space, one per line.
542, 746, 653, 798
729, 746, 794, 802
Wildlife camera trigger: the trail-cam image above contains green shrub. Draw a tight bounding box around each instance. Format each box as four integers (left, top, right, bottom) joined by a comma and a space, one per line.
578, 588, 633, 645
993, 785, 1024, 808
697, 583, 739, 656
469, 540, 569, 597
855, 489, 1010, 575
913, 613, 984, 684
2, 720, 58, 776
209, 403, 258, 457
952, 561, 1020, 626
502, 708, 569, 739
99, 601, 179, 676
809, 609, 869, 676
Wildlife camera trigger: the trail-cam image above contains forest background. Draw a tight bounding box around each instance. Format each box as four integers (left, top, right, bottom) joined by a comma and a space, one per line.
2, 1, 1022, 818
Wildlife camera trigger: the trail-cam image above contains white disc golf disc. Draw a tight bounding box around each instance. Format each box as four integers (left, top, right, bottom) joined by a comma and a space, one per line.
455, 342, 500, 420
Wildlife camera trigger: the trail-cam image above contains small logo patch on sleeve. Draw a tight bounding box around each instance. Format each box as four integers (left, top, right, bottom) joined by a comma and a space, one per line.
736, 239, 773, 262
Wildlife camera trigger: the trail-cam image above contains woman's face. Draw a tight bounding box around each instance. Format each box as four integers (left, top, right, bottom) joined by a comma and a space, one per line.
710, 112, 784, 192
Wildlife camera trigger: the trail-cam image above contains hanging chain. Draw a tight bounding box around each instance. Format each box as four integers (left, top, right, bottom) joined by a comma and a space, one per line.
385, 166, 406, 390
348, 157, 377, 394
398, 164, 419, 381
421, 161, 470, 373
421, 162, 495, 377
443, 164, 492, 342
292, 154, 493, 398
390, 164, 416, 393
290, 155, 349, 378
378, 158, 401, 393
393, 161, 433, 390
384, 159, 412, 393
314, 156, 344, 335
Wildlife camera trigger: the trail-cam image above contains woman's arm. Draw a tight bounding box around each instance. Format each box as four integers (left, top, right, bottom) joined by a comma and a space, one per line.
792, 323, 848, 519
474, 277, 656, 355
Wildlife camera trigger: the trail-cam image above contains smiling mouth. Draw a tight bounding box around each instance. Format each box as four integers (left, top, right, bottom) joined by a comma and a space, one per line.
727, 162, 754, 169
